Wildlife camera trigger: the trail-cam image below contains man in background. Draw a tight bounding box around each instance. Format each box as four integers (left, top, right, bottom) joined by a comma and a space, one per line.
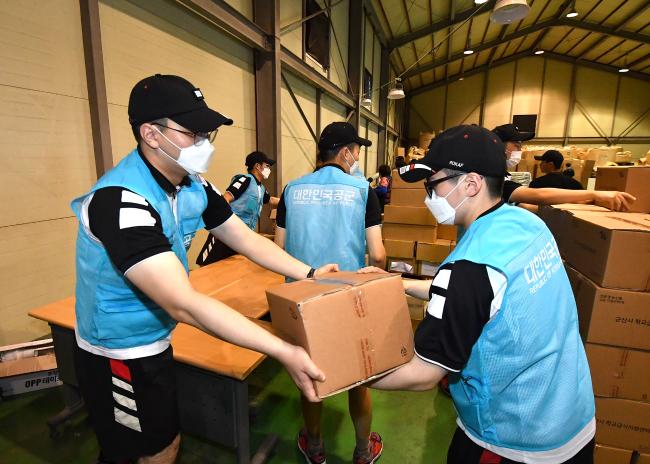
530, 149, 583, 190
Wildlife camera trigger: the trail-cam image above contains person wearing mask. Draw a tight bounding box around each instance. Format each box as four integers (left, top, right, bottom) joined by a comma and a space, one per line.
529, 150, 584, 190
196, 151, 279, 265
363, 125, 596, 464
492, 124, 635, 211
71, 74, 337, 464
275, 122, 386, 464
374, 164, 392, 211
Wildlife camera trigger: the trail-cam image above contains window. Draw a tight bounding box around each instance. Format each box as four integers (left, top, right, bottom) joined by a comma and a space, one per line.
304, 0, 330, 69
363, 68, 373, 102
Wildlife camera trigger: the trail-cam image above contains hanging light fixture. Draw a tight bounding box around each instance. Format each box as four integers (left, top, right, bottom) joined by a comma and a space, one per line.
566, 1, 578, 18
474, 0, 489, 4
361, 95, 372, 108
388, 78, 405, 99
458, 75, 465, 81
490, 0, 530, 24
464, 37, 474, 55
619, 55, 629, 73
534, 49, 545, 55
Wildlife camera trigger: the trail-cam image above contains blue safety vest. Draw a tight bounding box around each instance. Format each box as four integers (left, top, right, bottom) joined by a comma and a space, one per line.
229, 173, 265, 230
284, 166, 368, 278
444, 204, 594, 452
70, 149, 207, 350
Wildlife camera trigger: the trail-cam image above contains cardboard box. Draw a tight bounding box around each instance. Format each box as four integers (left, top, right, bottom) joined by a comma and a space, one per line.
416, 240, 452, 263
596, 166, 650, 213
266, 272, 414, 398
407, 295, 427, 321
566, 265, 650, 350
639, 452, 650, 464
547, 210, 650, 290
390, 189, 426, 206
593, 443, 633, 464
538, 204, 610, 250
595, 397, 650, 453
437, 225, 458, 241
0, 339, 62, 396
383, 205, 436, 226
586, 343, 650, 403
391, 170, 421, 189
383, 223, 436, 242
269, 208, 277, 220
383, 239, 415, 259
396, 147, 405, 157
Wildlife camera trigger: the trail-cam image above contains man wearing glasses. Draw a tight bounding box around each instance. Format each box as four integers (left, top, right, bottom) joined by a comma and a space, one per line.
365, 125, 595, 464
196, 150, 280, 265
71, 74, 337, 463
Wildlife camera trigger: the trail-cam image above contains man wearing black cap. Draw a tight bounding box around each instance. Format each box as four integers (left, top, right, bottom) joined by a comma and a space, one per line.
195, 150, 279, 265
70, 74, 337, 463
492, 123, 635, 211
365, 125, 596, 464
529, 149, 583, 190
274, 122, 386, 464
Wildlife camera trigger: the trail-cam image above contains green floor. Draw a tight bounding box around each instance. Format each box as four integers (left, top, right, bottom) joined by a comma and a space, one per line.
0, 359, 457, 463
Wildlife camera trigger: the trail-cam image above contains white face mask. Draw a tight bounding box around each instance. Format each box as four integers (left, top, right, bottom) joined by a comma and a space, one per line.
261, 166, 271, 179
343, 149, 360, 174
506, 150, 522, 169
154, 126, 215, 175
423, 176, 469, 225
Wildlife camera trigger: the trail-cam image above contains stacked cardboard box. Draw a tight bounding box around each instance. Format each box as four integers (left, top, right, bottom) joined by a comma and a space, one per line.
595, 166, 650, 213
540, 204, 650, 457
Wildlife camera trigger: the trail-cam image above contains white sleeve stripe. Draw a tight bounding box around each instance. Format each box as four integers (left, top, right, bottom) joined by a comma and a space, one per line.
232, 182, 242, 189
432, 268, 452, 290
414, 350, 460, 372
486, 267, 507, 319
239, 177, 247, 182
113, 391, 137, 411
119, 208, 157, 229
427, 294, 446, 319
121, 190, 148, 206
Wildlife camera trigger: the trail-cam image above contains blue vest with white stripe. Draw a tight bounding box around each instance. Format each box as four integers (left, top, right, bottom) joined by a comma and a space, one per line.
444, 204, 594, 452
229, 173, 265, 230
70, 149, 207, 350
284, 166, 368, 278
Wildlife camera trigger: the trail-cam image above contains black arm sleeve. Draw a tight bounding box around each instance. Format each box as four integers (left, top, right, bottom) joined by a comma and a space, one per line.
503, 179, 523, 203
365, 187, 382, 228
88, 187, 172, 274
225, 175, 252, 201
414, 260, 496, 372
263, 190, 271, 204
201, 181, 234, 230
276, 187, 287, 228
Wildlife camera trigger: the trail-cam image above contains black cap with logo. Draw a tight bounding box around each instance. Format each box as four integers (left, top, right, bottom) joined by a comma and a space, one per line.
128, 74, 233, 132
491, 123, 535, 143
398, 125, 507, 183
317, 122, 372, 153
534, 149, 564, 168
245, 151, 276, 169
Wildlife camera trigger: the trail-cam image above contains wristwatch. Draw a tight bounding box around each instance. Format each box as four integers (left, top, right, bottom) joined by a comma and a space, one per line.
306, 267, 316, 279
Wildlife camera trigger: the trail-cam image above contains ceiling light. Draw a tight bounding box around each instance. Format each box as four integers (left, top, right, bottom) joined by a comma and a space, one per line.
619, 54, 629, 73
387, 78, 405, 100
618, 67, 629, 73
464, 38, 474, 55
474, 0, 489, 4
490, 0, 530, 24
361, 95, 372, 107
534, 49, 544, 55
566, 1, 578, 18
459, 76, 465, 81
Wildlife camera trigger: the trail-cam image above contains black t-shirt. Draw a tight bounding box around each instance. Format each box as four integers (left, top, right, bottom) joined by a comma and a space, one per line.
529, 172, 584, 190
276, 164, 382, 229
226, 174, 271, 204
414, 202, 508, 372
87, 151, 232, 274
502, 179, 523, 203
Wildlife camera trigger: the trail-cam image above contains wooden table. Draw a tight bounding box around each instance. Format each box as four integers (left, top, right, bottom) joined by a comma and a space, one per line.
29, 256, 283, 464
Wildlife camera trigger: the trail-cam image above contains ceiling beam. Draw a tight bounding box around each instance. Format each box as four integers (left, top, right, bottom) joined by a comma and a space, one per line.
408, 48, 650, 98
364, 1, 388, 48
402, 20, 554, 79
388, 0, 496, 50
558, 18, 650, 44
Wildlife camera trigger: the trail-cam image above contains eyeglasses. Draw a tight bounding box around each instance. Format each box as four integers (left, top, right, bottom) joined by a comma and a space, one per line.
153, 123, 218, 146
423, 173, 463, 198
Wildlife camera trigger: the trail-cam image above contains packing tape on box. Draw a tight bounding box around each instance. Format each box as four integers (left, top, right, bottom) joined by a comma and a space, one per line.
358, 337, 376, 378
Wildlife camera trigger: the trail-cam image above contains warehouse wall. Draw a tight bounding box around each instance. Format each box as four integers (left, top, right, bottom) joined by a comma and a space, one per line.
409, 56, 650, 158
0, 0, 95, 344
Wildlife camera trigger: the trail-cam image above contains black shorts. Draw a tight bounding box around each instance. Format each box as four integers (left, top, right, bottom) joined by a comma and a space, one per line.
74, 344, 179, 461
447, 427, 594, 464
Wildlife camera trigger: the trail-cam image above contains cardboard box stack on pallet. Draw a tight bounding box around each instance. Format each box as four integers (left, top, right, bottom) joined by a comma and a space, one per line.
538, 193, 650, 462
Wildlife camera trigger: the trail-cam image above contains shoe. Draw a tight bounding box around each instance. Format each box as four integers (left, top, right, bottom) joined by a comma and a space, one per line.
353, 432, 383, 464
297, 428, 327, 464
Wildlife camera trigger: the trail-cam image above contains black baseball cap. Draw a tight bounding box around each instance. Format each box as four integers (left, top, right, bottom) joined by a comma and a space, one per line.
398, 125, 507, 183
492, 123, 534, 143
318, 122, 371, 152
128, 74, 233, 132
535, 149, 564, 168
245, 151, 276, 169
